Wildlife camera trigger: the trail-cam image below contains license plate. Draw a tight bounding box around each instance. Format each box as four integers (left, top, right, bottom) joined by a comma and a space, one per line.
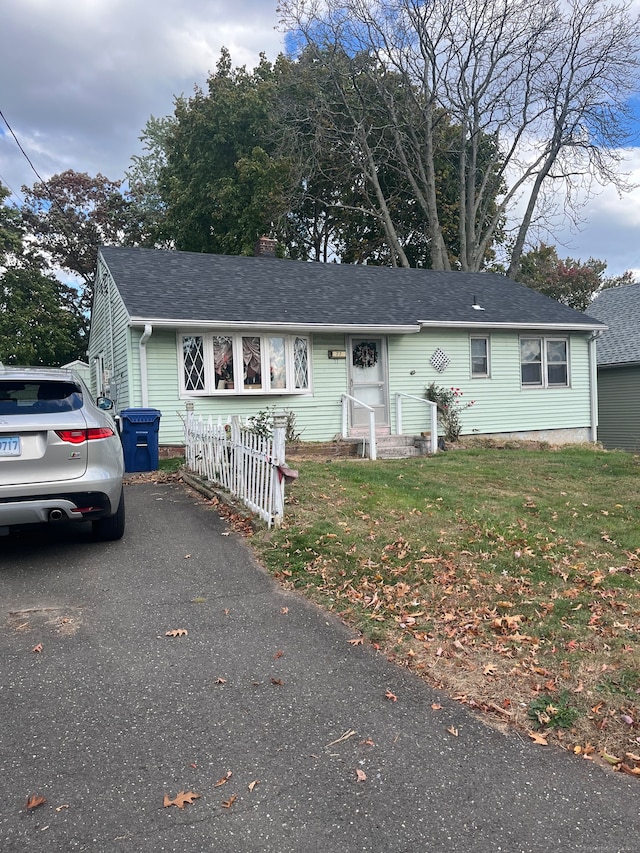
0, 435, 21, 457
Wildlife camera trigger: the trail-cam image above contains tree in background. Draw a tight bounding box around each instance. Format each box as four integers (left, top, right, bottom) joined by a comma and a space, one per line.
278, 0, 640, 273
20, 170, 136, 313
0, 185, 85, 365
515, 243, 635, 311
153, 48, 292, 256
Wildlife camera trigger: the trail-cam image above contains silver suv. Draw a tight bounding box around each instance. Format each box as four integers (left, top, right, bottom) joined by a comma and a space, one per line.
0, 366, 125, 540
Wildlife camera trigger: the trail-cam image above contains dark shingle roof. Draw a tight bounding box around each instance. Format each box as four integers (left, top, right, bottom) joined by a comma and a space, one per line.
99, 246, 605, 331
587, 283, 640, 365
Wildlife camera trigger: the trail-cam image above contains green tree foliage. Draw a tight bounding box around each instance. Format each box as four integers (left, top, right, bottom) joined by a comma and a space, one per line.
131, 47, 504, 266
0, 186, 85, 366
515, 244, 635, 311
157, 49, 292, 255
0, 264, 85, 366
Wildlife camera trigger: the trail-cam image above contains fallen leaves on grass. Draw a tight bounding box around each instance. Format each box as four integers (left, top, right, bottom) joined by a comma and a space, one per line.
163, 791, 200, 809
25, 795, 46, 810
528, 731, 548, 746
165, 629, 188, 638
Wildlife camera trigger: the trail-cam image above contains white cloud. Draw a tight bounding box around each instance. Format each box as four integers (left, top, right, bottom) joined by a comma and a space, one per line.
0, 0, 284, 196
1, 0, 639, 278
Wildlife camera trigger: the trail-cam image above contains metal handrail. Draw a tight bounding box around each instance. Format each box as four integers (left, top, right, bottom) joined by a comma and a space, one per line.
395, 393, 439, 455
341, 394, 377, 460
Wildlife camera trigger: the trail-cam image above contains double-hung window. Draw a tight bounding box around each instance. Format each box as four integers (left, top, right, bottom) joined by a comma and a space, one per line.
520, 337, 569, 387
181, 333, 310, 395
470, 336, 490, 377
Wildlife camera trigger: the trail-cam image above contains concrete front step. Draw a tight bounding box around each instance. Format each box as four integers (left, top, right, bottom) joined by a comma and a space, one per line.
354, 434, 433, 458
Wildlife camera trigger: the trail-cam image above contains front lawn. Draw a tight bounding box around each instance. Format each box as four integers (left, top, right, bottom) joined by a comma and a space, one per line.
251, 444, 640, 774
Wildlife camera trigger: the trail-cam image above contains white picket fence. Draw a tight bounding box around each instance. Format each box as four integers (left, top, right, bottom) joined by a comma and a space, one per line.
184, 413, 286, 527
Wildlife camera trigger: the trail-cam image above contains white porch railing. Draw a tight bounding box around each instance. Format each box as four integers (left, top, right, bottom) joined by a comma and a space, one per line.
341, 394, 377, 460
184, 413, 288, 527
395, 394, 439, 454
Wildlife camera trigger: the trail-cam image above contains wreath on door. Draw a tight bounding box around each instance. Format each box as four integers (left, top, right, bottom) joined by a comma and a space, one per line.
352, 341, 378, 368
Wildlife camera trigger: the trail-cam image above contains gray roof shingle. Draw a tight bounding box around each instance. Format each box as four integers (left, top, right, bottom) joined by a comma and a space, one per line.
99, 246, 605, 331
587, 284, 640, 365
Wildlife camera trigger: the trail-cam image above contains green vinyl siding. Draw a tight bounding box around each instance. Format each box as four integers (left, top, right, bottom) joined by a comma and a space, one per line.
597, 365, 640, 452
400, 330, 593, 437
95, 319, 594, 447
87, 262, 132, 412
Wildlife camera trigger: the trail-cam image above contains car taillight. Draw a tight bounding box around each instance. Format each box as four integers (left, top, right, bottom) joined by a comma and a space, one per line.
56, 428, 115, 444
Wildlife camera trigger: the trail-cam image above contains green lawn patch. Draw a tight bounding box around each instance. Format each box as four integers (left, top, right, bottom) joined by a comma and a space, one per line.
251, 444, 640, 772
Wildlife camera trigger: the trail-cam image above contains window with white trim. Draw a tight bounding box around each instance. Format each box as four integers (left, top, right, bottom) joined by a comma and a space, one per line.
470, 336, 490, 377
520, 337, 569, 387
180, 333, 310, 394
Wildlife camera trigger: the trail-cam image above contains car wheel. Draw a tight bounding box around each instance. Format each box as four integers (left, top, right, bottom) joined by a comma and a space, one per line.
92, 490, 125, 541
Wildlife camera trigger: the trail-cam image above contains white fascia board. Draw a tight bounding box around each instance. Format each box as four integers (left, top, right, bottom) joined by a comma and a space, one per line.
417, 320, 607, 332
128, 318, 421, 334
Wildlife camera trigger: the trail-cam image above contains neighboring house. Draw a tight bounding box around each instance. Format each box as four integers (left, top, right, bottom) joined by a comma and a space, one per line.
586, 284, 640, 452
88, 244, 606, 454
61, 359, 92, 387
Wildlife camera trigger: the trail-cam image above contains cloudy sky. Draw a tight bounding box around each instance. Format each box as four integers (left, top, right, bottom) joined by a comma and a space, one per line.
1, 0, 640, 276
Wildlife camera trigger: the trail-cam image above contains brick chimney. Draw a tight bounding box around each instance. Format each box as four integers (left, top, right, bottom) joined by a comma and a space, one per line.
254, 236, 277, 258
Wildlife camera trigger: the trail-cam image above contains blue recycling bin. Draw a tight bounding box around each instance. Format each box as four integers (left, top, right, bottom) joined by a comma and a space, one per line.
119, 408, 162, 473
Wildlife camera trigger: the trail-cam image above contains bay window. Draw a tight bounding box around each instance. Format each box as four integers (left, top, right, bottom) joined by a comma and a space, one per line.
180, 333, 310, 395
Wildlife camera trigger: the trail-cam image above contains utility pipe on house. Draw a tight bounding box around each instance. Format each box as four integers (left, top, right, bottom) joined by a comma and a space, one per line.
139, 324, 153, 408
588, 329, 603, 443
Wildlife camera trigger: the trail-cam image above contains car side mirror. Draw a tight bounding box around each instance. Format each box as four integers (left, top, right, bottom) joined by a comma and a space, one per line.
97, 396, 114, 410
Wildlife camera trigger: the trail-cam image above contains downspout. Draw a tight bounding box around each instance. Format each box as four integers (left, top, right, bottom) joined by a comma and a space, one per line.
139, 324, 153, 408
588, 330, 603, 443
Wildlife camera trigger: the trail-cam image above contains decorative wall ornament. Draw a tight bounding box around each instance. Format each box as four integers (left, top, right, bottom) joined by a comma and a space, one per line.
430, 347, 450, 373
353, 341, 378, 369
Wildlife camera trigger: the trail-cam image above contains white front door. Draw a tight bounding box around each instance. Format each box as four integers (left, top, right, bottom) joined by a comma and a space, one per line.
348, 337, 389, 430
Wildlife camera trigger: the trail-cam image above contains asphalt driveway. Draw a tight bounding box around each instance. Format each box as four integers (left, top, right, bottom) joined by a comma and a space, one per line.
0, 481, 638, 852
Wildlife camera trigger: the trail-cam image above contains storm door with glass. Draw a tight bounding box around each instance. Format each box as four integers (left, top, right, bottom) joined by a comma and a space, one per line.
348, 337, 389, 430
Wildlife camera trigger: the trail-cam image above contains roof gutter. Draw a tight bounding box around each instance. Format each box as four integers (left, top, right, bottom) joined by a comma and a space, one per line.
417, 320, 607, 332
139, 324, 152, 407
128, 319, 421, 334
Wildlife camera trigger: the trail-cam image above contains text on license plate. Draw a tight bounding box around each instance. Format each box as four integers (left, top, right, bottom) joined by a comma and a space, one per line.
0, 435, 21, 457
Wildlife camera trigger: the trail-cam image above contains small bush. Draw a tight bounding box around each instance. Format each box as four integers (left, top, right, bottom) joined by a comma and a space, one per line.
425, 383, 475, 442
527, 692, 579, 729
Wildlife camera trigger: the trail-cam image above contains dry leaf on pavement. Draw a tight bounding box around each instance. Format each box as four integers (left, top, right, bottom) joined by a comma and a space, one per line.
214, 771, 232, 787
221, 794, 237, 809
248, 780, 260, 792
165, 629, 188, 638
385, 690, 398, 702
355, 769, 367, 782
25, 795, 46, 810
163, 791, 200, 809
